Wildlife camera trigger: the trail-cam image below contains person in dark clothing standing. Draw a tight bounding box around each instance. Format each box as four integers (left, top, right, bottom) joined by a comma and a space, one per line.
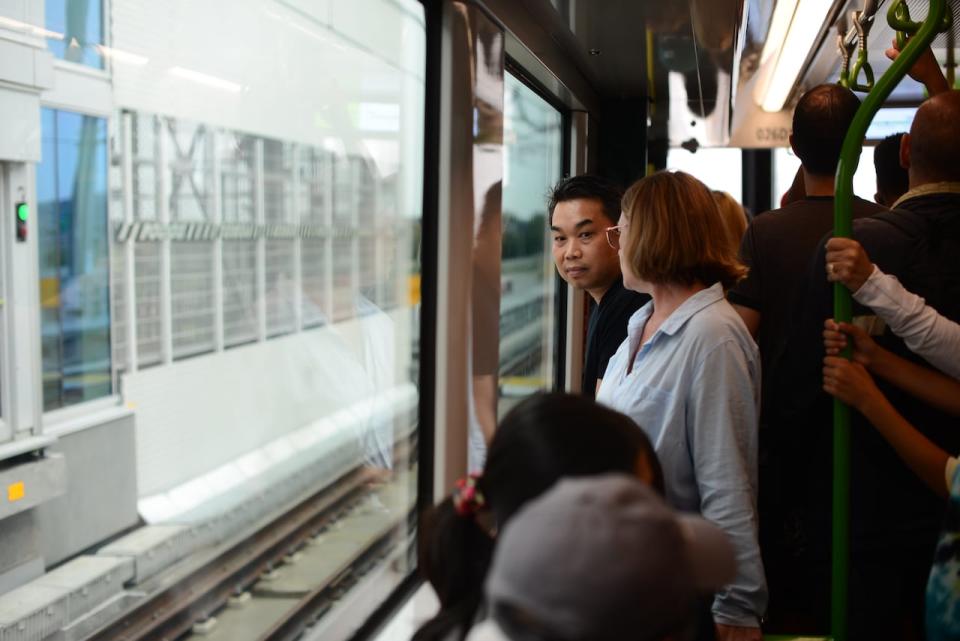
789, 90, 960, 640
548, 175, 648, 398
725, 83, 885, 633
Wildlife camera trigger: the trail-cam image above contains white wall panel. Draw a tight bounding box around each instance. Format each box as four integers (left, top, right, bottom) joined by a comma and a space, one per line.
124, 309, 413, 496
41, 64, 111, 117
329, 0, 424, 73
0, 89, 41, 162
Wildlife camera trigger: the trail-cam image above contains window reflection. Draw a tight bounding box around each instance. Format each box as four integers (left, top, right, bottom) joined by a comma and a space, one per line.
45, 0, 104, 69
499, 74, 563, 416
38, 108, 111, 410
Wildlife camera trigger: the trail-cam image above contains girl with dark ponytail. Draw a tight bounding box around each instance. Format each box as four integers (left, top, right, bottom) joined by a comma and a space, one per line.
413, 392, 663, 641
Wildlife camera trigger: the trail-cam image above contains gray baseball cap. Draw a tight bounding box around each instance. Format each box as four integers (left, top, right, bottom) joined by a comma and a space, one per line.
483, 474, 736, 641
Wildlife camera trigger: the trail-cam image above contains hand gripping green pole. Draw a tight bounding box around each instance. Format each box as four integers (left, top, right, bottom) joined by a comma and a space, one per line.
831, 1, 946, 639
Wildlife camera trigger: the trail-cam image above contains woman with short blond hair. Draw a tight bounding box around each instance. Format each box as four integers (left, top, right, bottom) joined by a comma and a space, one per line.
597, 171, 767, 641
712, 190, 749, 263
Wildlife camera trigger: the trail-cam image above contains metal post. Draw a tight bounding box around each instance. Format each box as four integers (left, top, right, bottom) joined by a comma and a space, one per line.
157, 116, 173, 365
211, 129, 225, 352
255, 139, 267, 341
121, 112, 138, 373
292, 144, 303, 333
831, 2, 946, 638
324, 153, 335, 322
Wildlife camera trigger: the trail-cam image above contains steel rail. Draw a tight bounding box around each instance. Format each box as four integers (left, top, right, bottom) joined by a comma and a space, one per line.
255, 523, 408, 641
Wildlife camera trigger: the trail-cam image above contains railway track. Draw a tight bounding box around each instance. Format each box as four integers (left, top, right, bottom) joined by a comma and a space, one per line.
86, 459, 416, 641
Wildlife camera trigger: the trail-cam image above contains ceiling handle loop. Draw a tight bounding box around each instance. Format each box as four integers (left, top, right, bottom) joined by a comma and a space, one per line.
888, 0, 952, 50
848, 7, 877, 91
837, 14, 856, 86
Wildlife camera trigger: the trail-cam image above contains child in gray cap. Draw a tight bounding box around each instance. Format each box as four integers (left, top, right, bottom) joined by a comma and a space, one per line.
467, 474, 737, 641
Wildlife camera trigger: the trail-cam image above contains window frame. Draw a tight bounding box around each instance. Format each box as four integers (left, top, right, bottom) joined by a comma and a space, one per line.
503, 56, 571, 393
36, 106, 116, 417
37, 95, 114, 430
0, 166, 10, 438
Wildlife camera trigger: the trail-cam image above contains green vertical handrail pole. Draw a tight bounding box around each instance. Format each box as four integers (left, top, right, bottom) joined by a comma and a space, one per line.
831, 2, 946, 640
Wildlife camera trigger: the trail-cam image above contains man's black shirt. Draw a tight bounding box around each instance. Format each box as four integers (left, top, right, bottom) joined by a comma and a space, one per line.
582, 276, 649, 398
728, 195, 883, 421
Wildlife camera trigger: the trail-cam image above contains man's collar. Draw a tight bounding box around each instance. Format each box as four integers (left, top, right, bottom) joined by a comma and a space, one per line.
890, 181, 960, 210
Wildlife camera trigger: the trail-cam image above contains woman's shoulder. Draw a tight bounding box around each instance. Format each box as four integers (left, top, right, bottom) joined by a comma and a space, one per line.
685, 298, 758, 358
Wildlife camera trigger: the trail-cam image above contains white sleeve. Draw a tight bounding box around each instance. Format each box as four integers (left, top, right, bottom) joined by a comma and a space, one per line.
853, 266, 960, 380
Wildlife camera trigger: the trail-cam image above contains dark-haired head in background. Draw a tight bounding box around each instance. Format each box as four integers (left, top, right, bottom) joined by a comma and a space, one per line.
874, 133, 909, 207
548, 175, 649, 398
790, 83, 862, 180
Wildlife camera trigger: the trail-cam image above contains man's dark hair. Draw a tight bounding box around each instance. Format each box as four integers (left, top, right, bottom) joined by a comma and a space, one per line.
547, 175, 624, 225
874, 133, 909, 206
791, 84, 861, 176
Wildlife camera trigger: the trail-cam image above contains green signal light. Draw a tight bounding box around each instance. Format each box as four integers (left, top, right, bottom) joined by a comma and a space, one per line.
16, 203, 28, 222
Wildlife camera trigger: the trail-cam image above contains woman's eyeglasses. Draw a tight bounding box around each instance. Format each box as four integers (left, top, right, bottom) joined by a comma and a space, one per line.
605, 225, 625, 249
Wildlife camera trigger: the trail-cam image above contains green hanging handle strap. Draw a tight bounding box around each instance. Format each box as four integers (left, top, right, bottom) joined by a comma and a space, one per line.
889, 0, 953, 50
837, 15, 856, 87
848, 6, 877, 92
832, 2, 948, 640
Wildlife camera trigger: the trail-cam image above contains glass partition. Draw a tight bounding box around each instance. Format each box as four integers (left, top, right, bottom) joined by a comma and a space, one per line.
33, 0, 426, 637
499, 73, 563, 416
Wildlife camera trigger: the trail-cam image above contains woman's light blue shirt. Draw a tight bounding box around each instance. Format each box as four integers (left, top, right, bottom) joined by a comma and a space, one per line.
597, 282, 768, 627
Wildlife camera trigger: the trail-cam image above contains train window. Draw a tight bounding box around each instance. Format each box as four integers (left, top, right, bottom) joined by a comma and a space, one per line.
773, 146, 877, 205
37, 108, 111, 411
667, 147, 743, 202
44, 0, 104, 69
16, 0, 429, 636
499, 73, 563, 415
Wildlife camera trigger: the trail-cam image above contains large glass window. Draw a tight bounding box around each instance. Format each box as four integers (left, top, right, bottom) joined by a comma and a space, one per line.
37, 108, 111, 411
499, 74, 563, 415
96, 0, 426, 636
44, 0, 104, 69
